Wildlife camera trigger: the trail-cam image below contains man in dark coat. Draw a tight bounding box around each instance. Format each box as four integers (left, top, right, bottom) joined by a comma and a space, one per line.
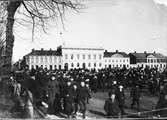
47, 75, 60, 114
64, 80, 75, 118
116, 85, 125, 115
77, 81, 90, 119
130, 85, 141, 111
104, 92, 121, 118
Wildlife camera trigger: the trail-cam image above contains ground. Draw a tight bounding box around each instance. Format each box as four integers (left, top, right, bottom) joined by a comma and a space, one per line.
0, 81, 160, 119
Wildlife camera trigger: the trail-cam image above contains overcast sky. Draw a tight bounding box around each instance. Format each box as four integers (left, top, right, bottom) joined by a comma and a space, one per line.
13, 0, 167, 62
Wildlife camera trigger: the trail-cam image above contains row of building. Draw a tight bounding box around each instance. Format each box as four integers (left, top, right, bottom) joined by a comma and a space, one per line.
23, 46, 167, 70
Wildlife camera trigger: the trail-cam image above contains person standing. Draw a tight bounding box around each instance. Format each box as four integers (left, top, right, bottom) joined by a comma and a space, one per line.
104, 92, 121, 118
130, 85, 141, 111
77, 81, 90, 119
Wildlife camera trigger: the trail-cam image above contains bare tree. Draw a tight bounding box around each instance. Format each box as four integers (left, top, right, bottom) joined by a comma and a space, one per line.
0, 0, 83, 75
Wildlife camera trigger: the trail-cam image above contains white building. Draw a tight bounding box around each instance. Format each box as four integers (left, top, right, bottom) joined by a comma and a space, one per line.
146, 52, 167, 70
62, 47, 104, 70
25, 48, 62, 70
129, 51, 167, 70
104, 50, 130, 68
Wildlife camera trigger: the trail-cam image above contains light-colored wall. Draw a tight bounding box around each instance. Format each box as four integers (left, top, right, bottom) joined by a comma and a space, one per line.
62, 48, 104, 70
104, 57, 130, 68
26, 55, 63, 70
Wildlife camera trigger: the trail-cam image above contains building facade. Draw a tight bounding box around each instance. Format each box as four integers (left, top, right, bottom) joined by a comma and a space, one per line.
104, 50, 130, 68
25, 48, 62, 70
129, 52, 167, 70
23, 46, 166, 70
146, 52, 166, 70
129, 52, 147, 68
62, 47, 104, 70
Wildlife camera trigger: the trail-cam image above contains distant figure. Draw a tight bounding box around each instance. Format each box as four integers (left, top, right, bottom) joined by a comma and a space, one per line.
155, 83, 167, 117
24, 89, 34, 119
104, 92, 121, 118
117, 85, 125, 115
130, 85, 141, 111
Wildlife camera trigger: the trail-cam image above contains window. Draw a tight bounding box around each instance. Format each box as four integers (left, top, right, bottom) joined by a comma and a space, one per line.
147, 59, 150, 63
71, 54, 74, 59
71, 63, 74, 67
127, 59, 129, 62
45, 56, 47, 63
83, 54, 85, 59
112, 60, 114, 63
77, 63, 80, 67
59, 57, 61, 63
94, 54, 96, 60
94, 63, 96, 67
40, 56, 43, 63
77, 54, 80, 59
88, 63, 91, 67
65, 54, 68, 59
50, 65, 52, 70
123, 60, 125, 63
88, 54, 91, 59
99, 54, 102, 59
99, 63, 102, 67
54, 56, 57, 63
120, 60, 122, 62
54, 65, 57, 69
116, 60, 118, 62
31, 56, 34, 63
151, 59, 153, 63
36, 56, 39, 63
50, 56, 52, 63
105, 59, 107, 62
109, 60, 111, 62
31, 65, 34, 69
154, 59, 156, 63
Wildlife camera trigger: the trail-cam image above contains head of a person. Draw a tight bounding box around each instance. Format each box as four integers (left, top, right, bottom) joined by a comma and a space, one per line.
67, 81, 71, 86
51, 76, 56, 81
119, 85, 123, 92
73, 85, 77, 90
81, 81, 85, 87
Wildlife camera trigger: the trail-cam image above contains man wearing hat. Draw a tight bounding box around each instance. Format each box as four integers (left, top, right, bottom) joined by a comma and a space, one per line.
64, 79, 75, 118
77, 80, 90, 119
130, 84, 141, 111
116, 85, 125, 115
104, 91, 121, 118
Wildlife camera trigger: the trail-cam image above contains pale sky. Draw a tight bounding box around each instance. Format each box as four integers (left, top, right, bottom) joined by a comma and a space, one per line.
13, 0, 167, 62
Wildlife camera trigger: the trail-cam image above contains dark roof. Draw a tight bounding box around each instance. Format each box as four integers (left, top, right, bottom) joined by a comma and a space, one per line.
26, 49, 62, 56
62, 47, 104, 51
104, 51, 129, 58
146, 53, 166, 59
129, 53, 147, 59
129, 52, 167, 59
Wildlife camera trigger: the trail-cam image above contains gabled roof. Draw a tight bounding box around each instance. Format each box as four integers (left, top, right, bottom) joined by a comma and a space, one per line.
147, 53, 166, 59
129, 53, 147, 59
26, 49, 62, 56
62, 47, 104, 51
104, 51, 129, 58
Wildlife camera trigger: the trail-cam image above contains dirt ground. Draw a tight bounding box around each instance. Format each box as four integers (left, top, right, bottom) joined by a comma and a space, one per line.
0, 83, 160, 119
87, 89, 159, 118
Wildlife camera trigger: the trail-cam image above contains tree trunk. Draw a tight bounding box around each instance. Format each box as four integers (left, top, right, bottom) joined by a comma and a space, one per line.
4, 1, 21, 75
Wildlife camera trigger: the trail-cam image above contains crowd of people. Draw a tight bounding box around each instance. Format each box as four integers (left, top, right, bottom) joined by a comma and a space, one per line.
9, 65, 167, 118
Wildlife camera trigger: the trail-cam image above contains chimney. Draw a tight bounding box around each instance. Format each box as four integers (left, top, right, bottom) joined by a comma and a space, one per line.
153, 51, 156, 54
41, 48, 44, 51
32, 49, 35, 52
116, 50, 118, 53
134, 51, 136, 53
105, 50, 107, 53
144, 51, 147, 54
50, 48, 52, 51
